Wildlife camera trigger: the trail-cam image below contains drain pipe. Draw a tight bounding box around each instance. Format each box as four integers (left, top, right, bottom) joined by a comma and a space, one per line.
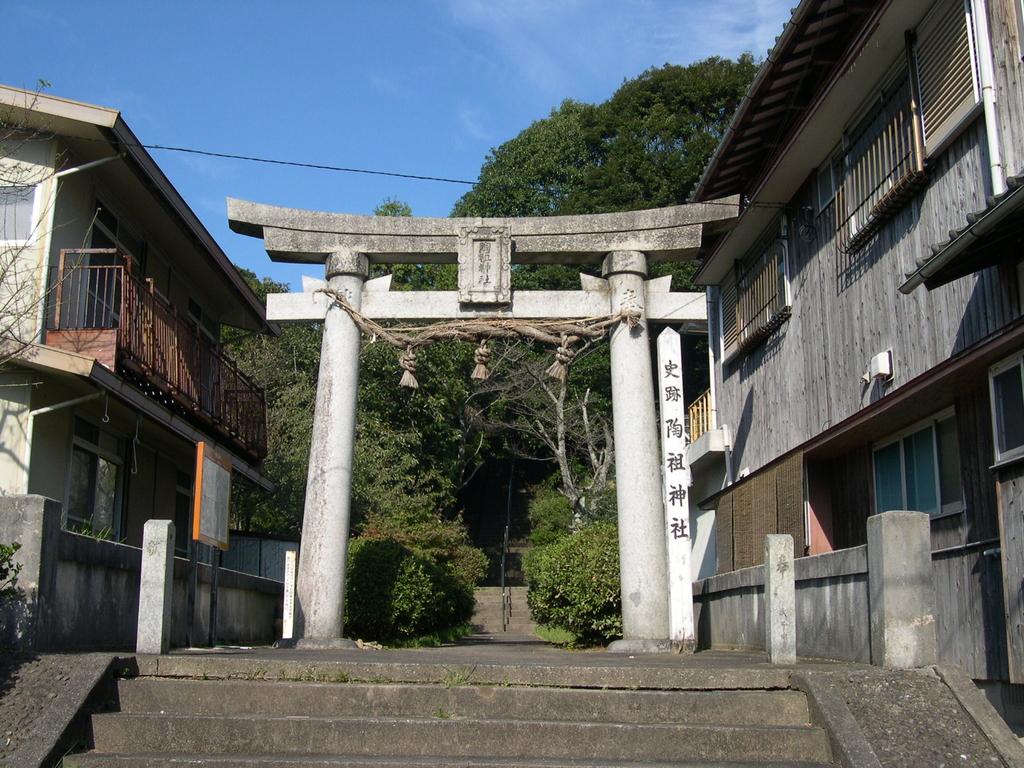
971, 0, 1006, 196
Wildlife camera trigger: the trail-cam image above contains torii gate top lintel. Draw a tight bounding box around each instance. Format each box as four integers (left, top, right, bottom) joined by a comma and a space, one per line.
227, 195, 740, 266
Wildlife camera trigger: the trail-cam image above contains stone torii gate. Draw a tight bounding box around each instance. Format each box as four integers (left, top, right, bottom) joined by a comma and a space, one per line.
228, 196, 738, 651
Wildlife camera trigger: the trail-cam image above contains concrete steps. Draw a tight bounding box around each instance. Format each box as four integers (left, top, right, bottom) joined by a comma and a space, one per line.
66, 665, 832, 767
472, 586, 536, 635
114, 679, 812, 725
67, 760, 829, 768
84, 714, 830, 763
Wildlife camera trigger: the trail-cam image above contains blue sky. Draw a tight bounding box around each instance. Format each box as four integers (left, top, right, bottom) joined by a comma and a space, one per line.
7, 1, 790, 290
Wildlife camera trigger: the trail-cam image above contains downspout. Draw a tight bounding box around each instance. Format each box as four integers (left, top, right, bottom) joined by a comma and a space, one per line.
705, 287, 719, 431
970, 0, 1007, 195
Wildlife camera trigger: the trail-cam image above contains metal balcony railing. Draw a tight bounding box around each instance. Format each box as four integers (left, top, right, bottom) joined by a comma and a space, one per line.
46, 249, 267, 459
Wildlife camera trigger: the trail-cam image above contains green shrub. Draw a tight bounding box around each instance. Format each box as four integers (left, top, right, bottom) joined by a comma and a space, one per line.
0, 542, 21, 600
524, 521, 621, 646
345, 509, 487, 643
527, 486, 573, 549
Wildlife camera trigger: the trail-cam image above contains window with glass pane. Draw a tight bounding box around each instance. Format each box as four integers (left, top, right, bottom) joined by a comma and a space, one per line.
992, 362, 1024, 459
67, 447, 97, 527
0, 185, 35, 241
67, 419, 122, 535
873, 414, 962, 517
904, 426, 938, 515
873, 441, 903, 513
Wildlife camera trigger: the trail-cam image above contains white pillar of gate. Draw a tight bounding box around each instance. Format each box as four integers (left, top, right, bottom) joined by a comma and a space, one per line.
603, 251, 671, 652
294, 250, 368, 647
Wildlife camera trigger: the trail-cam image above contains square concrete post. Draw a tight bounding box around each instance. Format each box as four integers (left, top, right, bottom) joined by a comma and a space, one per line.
866, 510, 937, 668
0, 495, 60, 650
137, 519, 175, 655
764, 534, 796, 665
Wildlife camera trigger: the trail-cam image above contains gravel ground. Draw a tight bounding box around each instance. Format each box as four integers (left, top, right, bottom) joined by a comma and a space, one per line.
839, 668, 1005, 768
0, 652, 114, 765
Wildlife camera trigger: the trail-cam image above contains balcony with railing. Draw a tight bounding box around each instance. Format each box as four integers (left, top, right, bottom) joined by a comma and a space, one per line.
45, 249, 267, 460
687, 389, 714, 443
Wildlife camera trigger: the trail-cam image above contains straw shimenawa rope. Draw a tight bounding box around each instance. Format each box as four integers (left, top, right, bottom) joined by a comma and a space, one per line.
317, 287, 641, 389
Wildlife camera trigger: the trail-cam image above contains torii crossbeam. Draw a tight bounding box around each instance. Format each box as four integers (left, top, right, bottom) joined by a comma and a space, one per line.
228, 196, 739, 651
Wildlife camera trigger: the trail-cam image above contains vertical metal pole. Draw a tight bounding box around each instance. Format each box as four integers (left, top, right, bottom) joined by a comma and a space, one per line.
501, 459, 514, 631
185, 541, 198, 647
208, 547, 220, 647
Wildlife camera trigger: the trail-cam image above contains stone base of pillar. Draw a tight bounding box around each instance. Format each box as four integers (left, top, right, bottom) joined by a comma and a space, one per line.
672, 639, 697, 655
607, 638, 673, 654
294, 637, 360, 650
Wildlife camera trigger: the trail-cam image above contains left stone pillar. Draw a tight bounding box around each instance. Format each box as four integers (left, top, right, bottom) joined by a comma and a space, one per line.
137, 519, 175, 654
603, 251, 671, 652
295, 250, 368, 647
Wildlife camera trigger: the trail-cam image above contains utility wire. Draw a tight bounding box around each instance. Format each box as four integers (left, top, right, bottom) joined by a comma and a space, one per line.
28, 132, 786, 209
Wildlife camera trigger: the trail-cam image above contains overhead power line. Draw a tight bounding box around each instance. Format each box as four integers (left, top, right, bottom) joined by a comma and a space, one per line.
36, 133, 783, 209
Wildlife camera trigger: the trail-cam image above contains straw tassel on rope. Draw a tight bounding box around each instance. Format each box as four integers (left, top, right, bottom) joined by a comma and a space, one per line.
546, 334, 576, 381
471, 339, 491, 381
398, 345, 419, 389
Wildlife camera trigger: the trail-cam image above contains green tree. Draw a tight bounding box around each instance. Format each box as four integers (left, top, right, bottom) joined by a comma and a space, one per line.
452, 100, 590, 219
448, 58, 755, 513
224, 271, 321, 536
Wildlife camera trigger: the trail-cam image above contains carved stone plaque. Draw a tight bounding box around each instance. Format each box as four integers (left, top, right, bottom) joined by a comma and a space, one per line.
457, 225, 511, 304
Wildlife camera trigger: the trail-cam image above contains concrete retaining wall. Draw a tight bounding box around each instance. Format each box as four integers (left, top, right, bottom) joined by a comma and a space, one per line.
794, 546, 869, 663
694, 545, 871, 662
0, 495, 282, 651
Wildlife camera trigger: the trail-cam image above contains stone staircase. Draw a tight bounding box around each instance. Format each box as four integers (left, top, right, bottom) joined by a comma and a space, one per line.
65, 657, 833, 766
472, 586, 537, 636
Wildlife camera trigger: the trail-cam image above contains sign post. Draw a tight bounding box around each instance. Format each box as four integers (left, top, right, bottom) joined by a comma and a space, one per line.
282, 548, 298, 642
191, 441, 232, 647
656, 327, 695, 652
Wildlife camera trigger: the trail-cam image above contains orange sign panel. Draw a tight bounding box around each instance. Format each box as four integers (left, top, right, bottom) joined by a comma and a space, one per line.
192, 441, 232, 550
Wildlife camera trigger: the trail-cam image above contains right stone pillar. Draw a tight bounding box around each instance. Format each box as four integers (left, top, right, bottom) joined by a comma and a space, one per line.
866, 510, 937, 668
602, 251, 671, 651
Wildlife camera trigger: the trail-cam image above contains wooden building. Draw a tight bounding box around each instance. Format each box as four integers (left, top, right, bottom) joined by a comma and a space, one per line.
0, 85, 274, 553
688, 0, 1024, 721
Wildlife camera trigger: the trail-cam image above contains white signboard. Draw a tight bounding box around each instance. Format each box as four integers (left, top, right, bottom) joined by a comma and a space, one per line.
193, 441, 231, 550
656, 327, 695, 648
282, 549, 297, 640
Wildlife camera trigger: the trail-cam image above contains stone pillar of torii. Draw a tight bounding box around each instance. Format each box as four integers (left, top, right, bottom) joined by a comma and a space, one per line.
228, 196, 738, 652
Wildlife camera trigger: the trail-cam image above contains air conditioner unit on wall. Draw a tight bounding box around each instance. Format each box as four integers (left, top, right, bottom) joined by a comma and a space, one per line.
862, 349, 893, 383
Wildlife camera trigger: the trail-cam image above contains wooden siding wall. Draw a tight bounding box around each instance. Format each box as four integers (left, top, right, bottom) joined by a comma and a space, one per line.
806, 447, 873, 551
990, 0, 1024, 177
713, 117, 1017, 479
715, 452, 804, 573
997, 461, 1024, 683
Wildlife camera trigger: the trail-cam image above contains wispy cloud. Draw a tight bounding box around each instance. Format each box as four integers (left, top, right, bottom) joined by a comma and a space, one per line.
438, 0, 792, 100
457, 104, 491, 141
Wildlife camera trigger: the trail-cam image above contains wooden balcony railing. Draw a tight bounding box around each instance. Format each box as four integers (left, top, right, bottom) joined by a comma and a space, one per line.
688, 388, 714, 443
46, 249, 267, 460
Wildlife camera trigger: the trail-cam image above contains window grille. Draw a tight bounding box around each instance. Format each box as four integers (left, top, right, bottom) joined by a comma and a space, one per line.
916, 0, 978, 152
836, 72, 927, 253
721, 221, 790, 360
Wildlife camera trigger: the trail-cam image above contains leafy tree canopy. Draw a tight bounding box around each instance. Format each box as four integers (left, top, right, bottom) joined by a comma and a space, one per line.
453, 56, 757, 221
